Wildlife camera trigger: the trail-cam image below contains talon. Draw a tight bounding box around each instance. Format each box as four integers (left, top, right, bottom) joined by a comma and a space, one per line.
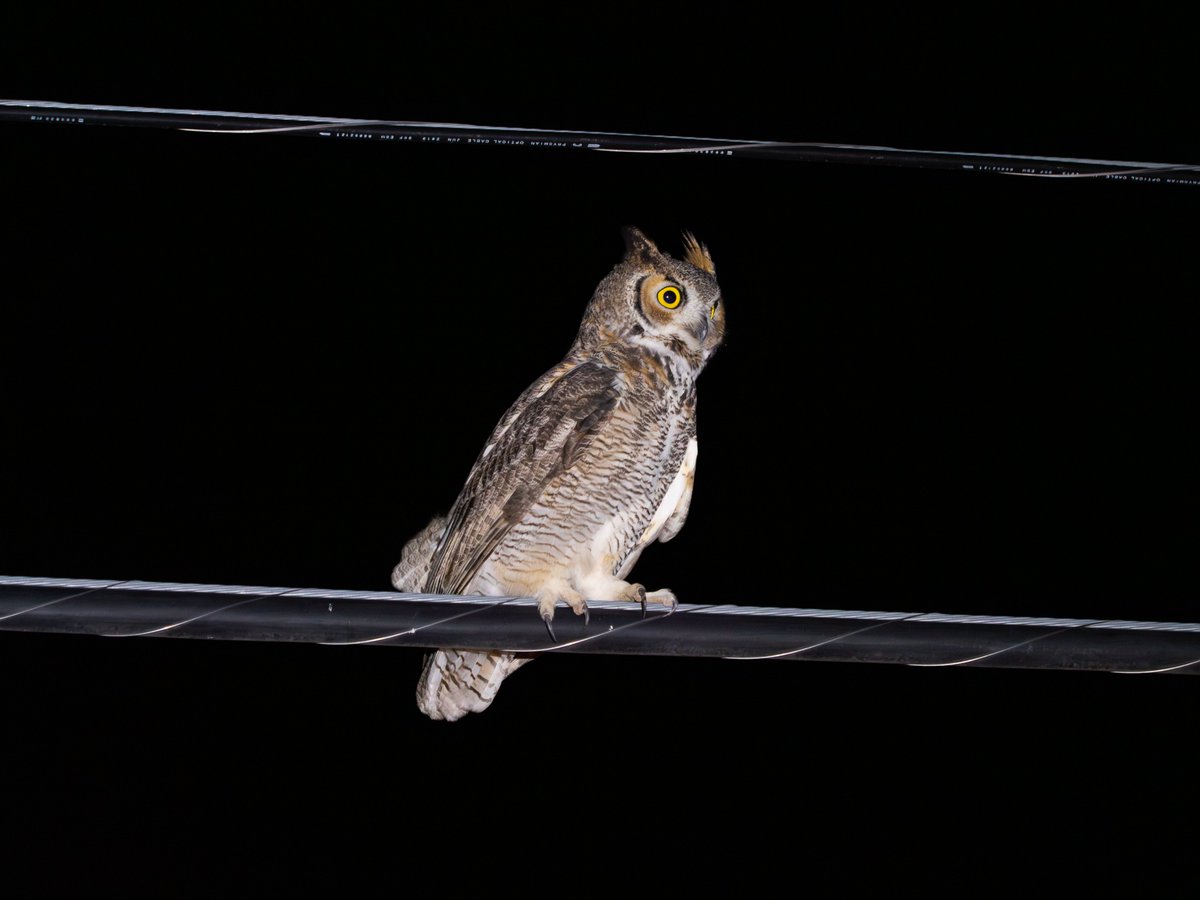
542, 613, 558, 643
638, 586, 647, 619
583, 606, 590, 627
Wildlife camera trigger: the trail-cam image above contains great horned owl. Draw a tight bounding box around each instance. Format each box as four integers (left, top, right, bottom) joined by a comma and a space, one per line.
393, 227, 725, 720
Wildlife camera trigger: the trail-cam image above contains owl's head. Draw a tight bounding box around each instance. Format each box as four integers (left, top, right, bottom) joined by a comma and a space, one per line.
574, 227, 725, 371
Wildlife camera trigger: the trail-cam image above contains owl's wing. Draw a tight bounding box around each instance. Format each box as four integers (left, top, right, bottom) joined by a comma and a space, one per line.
391, 514, 448, 592
425, 360, 620, 596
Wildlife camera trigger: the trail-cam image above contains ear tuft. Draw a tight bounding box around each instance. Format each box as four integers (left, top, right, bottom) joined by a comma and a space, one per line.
681, 231, 715, 274
621, 226, 660, 260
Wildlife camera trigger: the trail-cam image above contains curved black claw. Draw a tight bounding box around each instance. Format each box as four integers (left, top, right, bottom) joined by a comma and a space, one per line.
639, 588, 648, 619
542, 613, 558, 643
583, 606, 590, 627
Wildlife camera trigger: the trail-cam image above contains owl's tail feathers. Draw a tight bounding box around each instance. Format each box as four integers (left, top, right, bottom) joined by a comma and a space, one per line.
394, 517, 531, 720
416, 649, 533, 721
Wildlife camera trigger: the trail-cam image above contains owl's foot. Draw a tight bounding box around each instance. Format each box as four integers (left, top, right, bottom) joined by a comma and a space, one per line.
645, 588, 678, 612
540, 611, 557, 643
631, 584, 648, 618
610, 583, 678, 617
630, 586, 678, 617
535, 583, 589, 643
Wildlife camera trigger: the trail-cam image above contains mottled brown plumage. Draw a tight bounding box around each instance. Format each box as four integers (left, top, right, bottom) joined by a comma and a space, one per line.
393, 227, 725, 720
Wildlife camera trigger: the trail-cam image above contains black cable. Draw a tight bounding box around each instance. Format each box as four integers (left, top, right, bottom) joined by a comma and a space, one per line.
3, 576, 1197, 675
4, 99, 1199, 186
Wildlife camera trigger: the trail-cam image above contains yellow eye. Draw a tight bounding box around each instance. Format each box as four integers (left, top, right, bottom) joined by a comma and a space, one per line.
656, 285, 682, 309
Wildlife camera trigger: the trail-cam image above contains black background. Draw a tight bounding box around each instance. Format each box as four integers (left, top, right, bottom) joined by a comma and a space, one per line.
2, 13, 1195, 890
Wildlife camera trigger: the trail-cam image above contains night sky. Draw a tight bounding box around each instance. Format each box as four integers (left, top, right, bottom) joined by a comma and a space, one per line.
3, 16, 1194, 888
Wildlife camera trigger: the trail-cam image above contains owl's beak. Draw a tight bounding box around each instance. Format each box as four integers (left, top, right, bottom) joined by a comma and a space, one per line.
695, 318, 709, 343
